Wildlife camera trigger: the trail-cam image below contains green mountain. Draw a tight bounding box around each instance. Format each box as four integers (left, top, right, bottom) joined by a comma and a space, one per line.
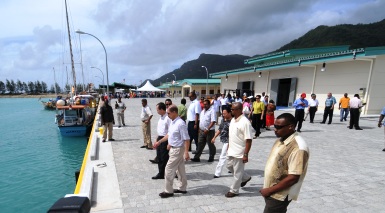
149, 19, 385, 87
276, 19, 385, 51
150, 54, 250, 86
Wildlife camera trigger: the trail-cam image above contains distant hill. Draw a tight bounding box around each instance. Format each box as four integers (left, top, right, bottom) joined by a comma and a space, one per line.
150, 54, 250, 86
148, 19, 385, 87
276, 19, 385, 51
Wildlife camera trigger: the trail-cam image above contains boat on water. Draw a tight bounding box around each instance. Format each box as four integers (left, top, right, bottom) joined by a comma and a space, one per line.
41, 95, 65, 110
55, 94, 97, 137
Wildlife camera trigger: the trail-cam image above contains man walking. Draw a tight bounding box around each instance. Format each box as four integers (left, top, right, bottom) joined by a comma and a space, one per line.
100, 100, 115, 142
115, 97, 126, 128
187, 91, 202, 153
151, 102, 171, 179
155, 104, 190, 198
225, 102, 253, 198
378, 107, 385, 151
260, 113, 309, 212
191, 99, 216, 162
307, 94, 318, 123
339, 93, 350, 122
321, 92, 336, 124
140, 99, 153, 149
348, 94, 363, 130
293, 93, 308, 132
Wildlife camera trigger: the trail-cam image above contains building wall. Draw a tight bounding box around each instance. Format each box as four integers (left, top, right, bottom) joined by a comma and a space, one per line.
218, 56, 385, 114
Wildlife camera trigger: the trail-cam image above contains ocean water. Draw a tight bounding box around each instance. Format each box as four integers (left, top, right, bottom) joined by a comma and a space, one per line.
0, 98, 87, 212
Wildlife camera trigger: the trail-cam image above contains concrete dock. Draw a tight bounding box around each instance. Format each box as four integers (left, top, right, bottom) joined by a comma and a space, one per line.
90, 97, 385, 212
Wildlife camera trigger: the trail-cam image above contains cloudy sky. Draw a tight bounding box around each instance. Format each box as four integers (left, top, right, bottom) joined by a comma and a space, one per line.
0, 0, 384, 88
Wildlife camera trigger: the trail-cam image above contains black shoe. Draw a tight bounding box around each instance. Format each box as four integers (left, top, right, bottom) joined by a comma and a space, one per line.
140, 145, 147, 148
355, 128, 363, 130
146, 147, 153, 150
118, 126, 121, 128
228, 171, 232, 173
327, 123, 331, 125
192, 151, 197, 154
310, 121, 314, 123
297, 130, 301, 133
102, 139, 106, 142
173, 189, 187, 194
382, 148, 385, 152
340, 120, 343, 122
123, 123, 126, 126
208, 158, 214, 162
191, 158, 200, 162
213, 175, 219, 178
149, 159, 158, 164
152, 175, 164, 179
241, 177, 252, 187
348, 127, 353, 129
320, 122, 325, 124
159, 192, 174, 198
109, 138, 115, 141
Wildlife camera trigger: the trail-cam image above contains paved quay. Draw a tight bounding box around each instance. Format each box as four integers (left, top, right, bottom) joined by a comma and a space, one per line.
92, 97, 385, 213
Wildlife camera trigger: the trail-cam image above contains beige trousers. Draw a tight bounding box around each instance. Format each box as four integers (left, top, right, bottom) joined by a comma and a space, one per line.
142, 121, 152, 148
226, 156, 251, 194
102, 122, 113, 140
164, 146, 187, 193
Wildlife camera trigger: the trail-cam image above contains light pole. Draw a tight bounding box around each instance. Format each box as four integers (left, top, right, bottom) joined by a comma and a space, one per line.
90, 66, 105, 89
201, 66, 208, 97
75, 30, 109, 98
172, 74, 176, 98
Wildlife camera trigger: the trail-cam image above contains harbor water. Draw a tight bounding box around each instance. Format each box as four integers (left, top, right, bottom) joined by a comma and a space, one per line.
0, 98, 87, 212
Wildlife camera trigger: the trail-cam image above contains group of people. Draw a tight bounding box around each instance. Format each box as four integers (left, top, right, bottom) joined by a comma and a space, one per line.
293, 92, 366, 132
131, 91, 309, 212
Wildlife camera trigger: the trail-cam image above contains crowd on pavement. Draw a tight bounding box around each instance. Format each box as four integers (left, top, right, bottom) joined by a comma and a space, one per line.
98, 90, 385, 212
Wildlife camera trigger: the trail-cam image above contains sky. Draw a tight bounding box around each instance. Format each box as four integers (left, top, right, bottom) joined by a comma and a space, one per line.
0, 0, 384, 88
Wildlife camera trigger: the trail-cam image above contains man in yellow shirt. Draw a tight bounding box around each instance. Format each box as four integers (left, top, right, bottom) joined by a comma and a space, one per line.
339, 93, 350, 122
251, 95, 265, 139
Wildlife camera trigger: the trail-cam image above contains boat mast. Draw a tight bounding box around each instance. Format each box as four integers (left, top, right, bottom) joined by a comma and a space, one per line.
64, 0, 76, 95
53, 67, 57, 95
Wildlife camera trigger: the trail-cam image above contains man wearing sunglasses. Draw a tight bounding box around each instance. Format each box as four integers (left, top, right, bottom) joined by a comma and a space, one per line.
225, 102, 253, 198
260, 113, 309, 212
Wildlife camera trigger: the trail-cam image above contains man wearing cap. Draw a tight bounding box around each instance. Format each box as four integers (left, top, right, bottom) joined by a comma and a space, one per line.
292, 93, 308, 132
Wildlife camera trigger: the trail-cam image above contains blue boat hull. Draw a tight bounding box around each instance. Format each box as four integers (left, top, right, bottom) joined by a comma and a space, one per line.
58, 125, 89, 137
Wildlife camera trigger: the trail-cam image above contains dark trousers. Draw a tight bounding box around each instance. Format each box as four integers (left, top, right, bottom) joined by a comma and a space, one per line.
349, 108, 360, 129
263, 196, 291, 213
309, 107, 317, 122
194, 130, 216, 160
322, 106, 334, 124
252, 113, 262, 136
156, 136, 169, 177
295, 109, 305, 131
188, 121, 199, 151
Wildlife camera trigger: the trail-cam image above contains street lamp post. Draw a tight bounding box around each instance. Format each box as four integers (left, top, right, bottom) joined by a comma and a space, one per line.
201, 66, 208, 97
90, 66, 105, 92
172, 74, 176, 98
75, 30, 109, 98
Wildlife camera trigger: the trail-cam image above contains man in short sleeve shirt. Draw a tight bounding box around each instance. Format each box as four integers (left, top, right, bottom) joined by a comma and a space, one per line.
378, 107, 385, 152
140, 99, 153, 149
187, 91, 202, 152
260, 113, 309, 213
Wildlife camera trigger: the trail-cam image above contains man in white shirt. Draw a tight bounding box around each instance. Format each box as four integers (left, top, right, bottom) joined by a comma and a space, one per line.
151, 102, 171, 179
140, 99, 153, 149
349, 94, 363, 130
212, 94, 221, 124
154, 104, 190, 198
307, 94, 319, 123
220, 93, 227, 112
191, 99, 216, 162
187, 91, 202, 153
225, 102, 253, 198
114, 97, 126, 128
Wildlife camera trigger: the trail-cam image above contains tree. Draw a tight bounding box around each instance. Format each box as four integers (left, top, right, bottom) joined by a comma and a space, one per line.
16, 80, 23, 93
28, 81, 35, 94
41, 81, 48, 93
5, 79, 15, 94
54, 83, 61, 94
22, 82, 29, 94
0, 81, 5, 94
35, 81, 42, 94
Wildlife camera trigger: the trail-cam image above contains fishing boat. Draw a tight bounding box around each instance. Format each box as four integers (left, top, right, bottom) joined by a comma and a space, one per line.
41, 95, 64, 110
56, 95, 97, 137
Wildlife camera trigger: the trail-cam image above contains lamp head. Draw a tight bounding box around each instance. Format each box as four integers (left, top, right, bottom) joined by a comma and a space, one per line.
321, 62, 326, 72
75, 29, 85, 34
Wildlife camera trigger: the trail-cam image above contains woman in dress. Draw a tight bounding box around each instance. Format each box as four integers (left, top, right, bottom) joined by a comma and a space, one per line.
265, 100, 276, 130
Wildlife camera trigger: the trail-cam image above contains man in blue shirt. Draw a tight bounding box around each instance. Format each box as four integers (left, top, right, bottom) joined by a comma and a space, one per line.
321, 92, 337, 124
378, 107, 385, 152
293, 93, 308, 132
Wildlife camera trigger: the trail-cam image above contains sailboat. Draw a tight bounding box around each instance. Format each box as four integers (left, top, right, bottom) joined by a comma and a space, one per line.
55, 0, 97, 137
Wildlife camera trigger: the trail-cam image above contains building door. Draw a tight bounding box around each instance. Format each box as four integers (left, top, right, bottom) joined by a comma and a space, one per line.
270, 78, 297, 107
183, 88, 190, 98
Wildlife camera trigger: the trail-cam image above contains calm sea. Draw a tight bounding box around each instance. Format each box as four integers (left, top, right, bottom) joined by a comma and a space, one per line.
0, 98, 87, 212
